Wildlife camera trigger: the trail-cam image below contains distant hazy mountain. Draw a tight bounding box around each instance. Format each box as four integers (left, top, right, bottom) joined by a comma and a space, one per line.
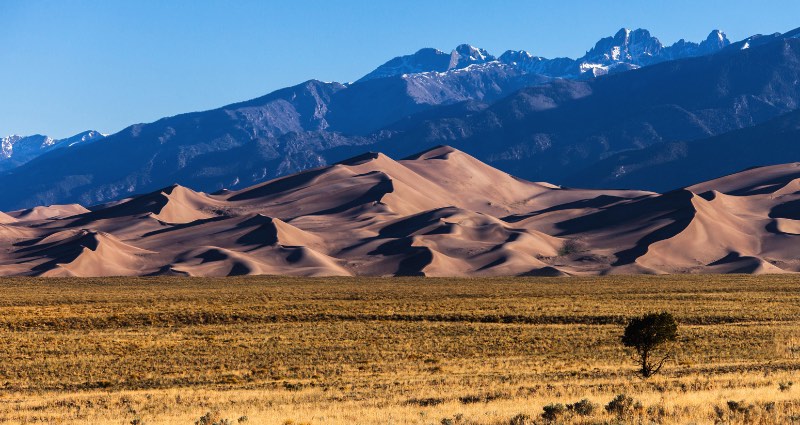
0, 131, 105, 171
1, 26, 798, 210
565, 108, 800, 191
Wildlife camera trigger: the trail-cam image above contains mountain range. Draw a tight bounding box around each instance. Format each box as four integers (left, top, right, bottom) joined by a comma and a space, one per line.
2, 26, 800, 211
0, 146, 797, 277
360, 28, 731, 81
0, 131, 105, 172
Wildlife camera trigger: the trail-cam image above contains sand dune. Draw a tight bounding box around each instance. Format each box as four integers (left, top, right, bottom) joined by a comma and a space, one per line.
7, 204, 90, 221
0, 212, 16, 224
73, 185, 221, 224
169, 245, 349, 277
13, 230, 154, 277
0, 146, 797, 276
689, 163, 800, 195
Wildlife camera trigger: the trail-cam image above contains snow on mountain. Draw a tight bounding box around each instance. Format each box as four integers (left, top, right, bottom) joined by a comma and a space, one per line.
356, 48, 451, 82
359, 44, 497, 82
727, 28, 800, 51
577, 28, 731, 76
58, 130, 107, 147
360, 28, 732, 81
0, 130, 105, 171
1, 135, 53, 160
582, 28, 664, 66
448, 44, 496, 69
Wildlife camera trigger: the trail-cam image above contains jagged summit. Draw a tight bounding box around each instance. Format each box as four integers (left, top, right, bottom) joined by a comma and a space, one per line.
704, 30, 728, 47
583, 28, 664, 65
576, 27, 731, 76
448, 44, 496, 69
358, 27, 733, 82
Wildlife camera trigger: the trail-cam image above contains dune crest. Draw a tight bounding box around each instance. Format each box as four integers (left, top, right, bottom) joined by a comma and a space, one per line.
0, 212, 16, 224
8, 204, 90, 221
0, 146, 797, 277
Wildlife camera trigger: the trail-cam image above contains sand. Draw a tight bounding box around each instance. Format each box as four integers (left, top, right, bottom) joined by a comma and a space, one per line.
0, 146, 797, 276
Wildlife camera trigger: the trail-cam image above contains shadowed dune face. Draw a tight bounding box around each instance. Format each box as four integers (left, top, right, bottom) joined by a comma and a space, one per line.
0, 146, 798, 277
18, 230, 155, 277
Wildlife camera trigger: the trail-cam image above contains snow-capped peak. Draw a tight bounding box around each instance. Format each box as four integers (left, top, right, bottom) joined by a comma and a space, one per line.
499, 50, 535, 63
0, 130, 106, 170
357, 27, 736, 82
700, 30, 730, 51
582, 28, 664, 67
448, 44, 496, 70
357, 47, 451, 82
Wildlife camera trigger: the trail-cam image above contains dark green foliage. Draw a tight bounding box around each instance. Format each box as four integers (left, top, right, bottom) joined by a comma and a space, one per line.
508, 413, 533, 425
557, 239, 581, 256
195, 411, 232, 425
405, 397, 445, 407
605, 394, 642, 416
541, 403, 566, 422
567, 398, 596, 416
622, 312, 678, 377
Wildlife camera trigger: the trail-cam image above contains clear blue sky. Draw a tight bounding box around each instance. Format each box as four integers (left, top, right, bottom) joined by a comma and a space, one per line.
2, 0, 799, 138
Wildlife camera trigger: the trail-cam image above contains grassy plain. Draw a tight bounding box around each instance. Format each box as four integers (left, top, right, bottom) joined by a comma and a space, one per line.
0, 275, 798, 424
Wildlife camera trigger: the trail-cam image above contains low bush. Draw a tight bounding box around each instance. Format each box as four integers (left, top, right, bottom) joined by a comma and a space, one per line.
567, 398, 596, 416
196, 411, 232, 425
508, 413, 533, 425
405, 397, 444, 407
541, 403, 566, 422
605, 394, 642, 417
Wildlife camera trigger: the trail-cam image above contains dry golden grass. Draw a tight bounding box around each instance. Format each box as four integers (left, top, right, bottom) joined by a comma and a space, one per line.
0, 274, 798, 424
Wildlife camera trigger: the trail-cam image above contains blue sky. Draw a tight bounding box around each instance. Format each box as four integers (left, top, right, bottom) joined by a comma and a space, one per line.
2, 0, 799, 138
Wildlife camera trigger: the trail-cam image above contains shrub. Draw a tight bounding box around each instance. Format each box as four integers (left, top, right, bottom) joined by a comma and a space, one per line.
458, 392, 505, 404
567, 398, 596, 416
196, 411, 232, 425
647, 404, 667, 420
440, 415, 466, 425
726, 400, 754, 414
726, 400, 742, 412
541, 403, 566, 422
508, 413, 533, 425
605, 394, 641, 416
622, 312, 678, 378
405, 397, 444, 407
779, 381, 793, 392
558, 239, 581, 256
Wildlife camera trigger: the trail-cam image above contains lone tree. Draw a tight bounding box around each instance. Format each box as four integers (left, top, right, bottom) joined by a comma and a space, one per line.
622, 312, 678, 378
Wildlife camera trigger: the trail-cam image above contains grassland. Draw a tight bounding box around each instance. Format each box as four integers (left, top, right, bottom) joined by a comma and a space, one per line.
0, 275, 798, 424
